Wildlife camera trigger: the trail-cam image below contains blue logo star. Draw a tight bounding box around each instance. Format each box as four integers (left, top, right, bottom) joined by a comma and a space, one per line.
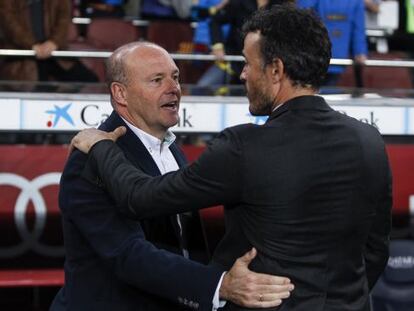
45, 103, 75, 127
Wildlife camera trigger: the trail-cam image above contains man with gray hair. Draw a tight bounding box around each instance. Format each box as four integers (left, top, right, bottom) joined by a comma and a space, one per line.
50, 41, 293, 310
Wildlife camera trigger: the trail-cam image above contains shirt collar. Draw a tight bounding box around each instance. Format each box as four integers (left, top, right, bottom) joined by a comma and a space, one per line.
120, 117, 176, 153
272, 102, 284, 112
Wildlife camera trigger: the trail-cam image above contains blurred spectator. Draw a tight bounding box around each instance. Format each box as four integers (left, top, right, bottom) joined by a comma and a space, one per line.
198, 0, 294, 89
389, 0, 414, 47
388, 0, 414, 84
364, 0, 382, 29
365, 0, 381, 29
192, 0, 229, 49
78, 0, 126, 17
298, 0, 368, 86
0, 0, 98, 82
364, 0, 398, 53
141, 0, 193, 20
365, 0, 382, 51
123, 0, 142, 17
192, 0, 229, 95
72, 0, 82, 16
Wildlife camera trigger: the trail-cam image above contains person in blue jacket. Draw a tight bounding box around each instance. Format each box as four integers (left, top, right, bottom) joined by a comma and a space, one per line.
298, 0, 368, 85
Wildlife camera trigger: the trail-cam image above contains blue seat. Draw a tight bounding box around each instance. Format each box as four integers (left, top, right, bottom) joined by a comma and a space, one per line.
371, 239, 414, 311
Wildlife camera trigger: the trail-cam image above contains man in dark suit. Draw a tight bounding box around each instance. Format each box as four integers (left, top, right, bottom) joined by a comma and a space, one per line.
51, 41, 293, 311
71, 5, 392, 311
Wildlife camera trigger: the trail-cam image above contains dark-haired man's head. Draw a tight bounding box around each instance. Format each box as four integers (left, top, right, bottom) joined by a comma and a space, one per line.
240, 5, 331, 115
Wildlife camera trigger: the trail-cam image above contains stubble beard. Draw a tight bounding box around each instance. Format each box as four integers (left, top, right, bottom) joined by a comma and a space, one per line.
248, 85, 274, 116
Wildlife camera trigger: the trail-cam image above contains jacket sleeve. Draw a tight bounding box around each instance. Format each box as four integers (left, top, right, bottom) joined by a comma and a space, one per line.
84, 128, 243, 219
48, 0, 71, 48
0, 1, 36, 48
351, 0, 368, 57
62, 150, 223, 310
363, 153, 392, 290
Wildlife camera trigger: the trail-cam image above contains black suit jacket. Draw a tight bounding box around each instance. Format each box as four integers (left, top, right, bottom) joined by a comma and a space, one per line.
86, 96, 392, 311
50, 111, 223, 311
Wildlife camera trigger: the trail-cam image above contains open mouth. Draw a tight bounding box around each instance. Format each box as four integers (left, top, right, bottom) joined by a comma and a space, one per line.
161, 101, 178, 111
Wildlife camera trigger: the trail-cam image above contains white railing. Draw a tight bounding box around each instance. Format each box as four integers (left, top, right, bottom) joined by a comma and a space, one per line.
1, 49, 414, 68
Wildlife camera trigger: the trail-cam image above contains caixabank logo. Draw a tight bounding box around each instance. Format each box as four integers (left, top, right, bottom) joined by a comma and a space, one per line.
45, 103, 75, 128
43, 101, 111, 130
21, 100, 78, 130
21, 100, 112, 130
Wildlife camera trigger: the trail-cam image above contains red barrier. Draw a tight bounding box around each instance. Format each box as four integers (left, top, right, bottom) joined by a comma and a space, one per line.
386, 145, 414, 215
0, 144, 413, 266
0, 269, 64, 287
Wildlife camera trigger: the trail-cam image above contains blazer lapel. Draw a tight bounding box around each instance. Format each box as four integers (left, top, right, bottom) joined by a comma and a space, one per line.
118, 133, 161, 177
101, 112, 209, 260
101, 111, 161, 176
169, 143, 187, 168
102, 112, 187, 254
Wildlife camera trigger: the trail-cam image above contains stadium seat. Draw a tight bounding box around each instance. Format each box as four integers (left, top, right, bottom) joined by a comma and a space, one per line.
371, 239, 414, 311
146, 20, 193, 52
86, 18, 140, 51
146, 20, 205, 84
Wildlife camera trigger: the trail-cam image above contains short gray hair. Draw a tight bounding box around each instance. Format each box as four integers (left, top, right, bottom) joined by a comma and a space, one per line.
105, 41, 164, 107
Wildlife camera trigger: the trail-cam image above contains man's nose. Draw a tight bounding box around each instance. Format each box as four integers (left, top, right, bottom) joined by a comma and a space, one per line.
240, 70, 246, 82
166, 78, 180, 94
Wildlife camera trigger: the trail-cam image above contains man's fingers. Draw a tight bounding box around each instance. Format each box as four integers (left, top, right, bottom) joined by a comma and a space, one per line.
242, 290, 292, 309
236, 247, 257, 266
240, 293, 285, 309
251, 272, 292, 286
67, 137, 77, 158
254, 283, 294, 295
249, 299, 283, 309
222, 248, 294, 308
110, 126, 127, 141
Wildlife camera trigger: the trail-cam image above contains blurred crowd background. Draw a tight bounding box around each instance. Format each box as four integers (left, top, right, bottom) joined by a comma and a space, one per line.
0, 0, 413, 91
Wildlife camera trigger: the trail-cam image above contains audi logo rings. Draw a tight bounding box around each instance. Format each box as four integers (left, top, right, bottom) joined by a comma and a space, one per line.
0, 173, 65, 258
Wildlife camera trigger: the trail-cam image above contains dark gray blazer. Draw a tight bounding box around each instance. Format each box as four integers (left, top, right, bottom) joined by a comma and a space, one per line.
50, 111, 223, 311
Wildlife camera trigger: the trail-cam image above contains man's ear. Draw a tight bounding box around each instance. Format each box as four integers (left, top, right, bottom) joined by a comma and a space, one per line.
111, 82, 128, 107
269, 58, 284, 84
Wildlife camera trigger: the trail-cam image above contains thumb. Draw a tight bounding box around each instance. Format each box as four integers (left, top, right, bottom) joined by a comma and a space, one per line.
110, 126, 127, 141
237, 247, 257, 266
67, 142, 75, 159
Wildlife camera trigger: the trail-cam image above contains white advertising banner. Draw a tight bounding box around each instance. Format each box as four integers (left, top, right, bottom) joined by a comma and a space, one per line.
1, 94, 414, 135
409, 107, 414, 135
172, 102, 223, 132
0, 99, 20, 130
21, 100, 111, 131
225, 103, 268, 127
333, 105, 407, 135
